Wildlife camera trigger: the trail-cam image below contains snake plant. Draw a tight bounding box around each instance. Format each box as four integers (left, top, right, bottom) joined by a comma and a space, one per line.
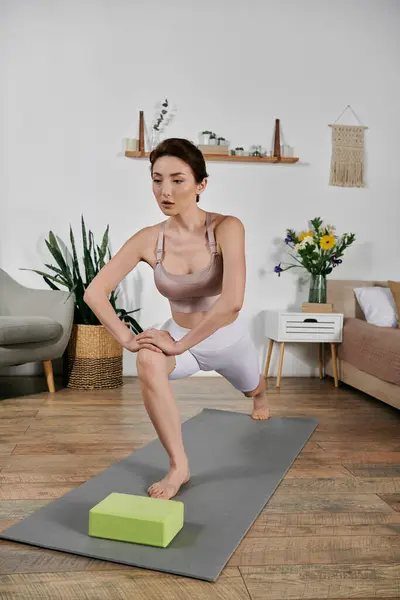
20, 215, 143, 334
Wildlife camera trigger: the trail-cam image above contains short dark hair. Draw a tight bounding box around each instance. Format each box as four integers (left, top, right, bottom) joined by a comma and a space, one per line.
149, 138, 208, 203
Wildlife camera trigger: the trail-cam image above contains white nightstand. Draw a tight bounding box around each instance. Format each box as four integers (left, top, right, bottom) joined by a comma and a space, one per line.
263, 310, 344, 388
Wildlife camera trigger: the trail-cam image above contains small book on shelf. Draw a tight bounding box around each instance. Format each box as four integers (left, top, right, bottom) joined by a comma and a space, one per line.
302, 302, 333, 313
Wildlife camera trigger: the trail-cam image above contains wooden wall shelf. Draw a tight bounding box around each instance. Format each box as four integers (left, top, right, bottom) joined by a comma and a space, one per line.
125, 151, 299, 164
126, 113, 299, 164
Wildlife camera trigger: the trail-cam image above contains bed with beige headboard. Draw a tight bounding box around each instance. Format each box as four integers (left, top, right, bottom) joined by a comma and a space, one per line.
325, 279, 400, 410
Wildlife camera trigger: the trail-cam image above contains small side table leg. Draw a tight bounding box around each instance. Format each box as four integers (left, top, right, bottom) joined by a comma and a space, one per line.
318, 343, 324, 380
330, 342, 339, 387
264, 339, 274, 379
277, 342, 285, 388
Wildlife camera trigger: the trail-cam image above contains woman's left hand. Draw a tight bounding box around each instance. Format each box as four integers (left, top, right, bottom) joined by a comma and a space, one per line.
135, 329, 181, 356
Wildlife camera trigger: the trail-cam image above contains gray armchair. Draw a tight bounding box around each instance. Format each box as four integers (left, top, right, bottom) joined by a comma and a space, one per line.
0, 268, 75, 392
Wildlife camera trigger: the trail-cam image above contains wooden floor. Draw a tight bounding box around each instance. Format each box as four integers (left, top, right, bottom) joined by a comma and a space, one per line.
0, 375, 399, 599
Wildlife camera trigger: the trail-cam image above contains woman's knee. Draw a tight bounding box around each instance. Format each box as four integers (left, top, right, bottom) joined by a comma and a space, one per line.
136, 348, 176, 379
136, 348, 163, 377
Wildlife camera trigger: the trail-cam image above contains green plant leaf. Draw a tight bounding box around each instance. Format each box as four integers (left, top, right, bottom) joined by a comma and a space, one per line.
19, 268, 68, 287
98, 226, 109, 269
45, 234, 73, 288
43, 276, 61, 290
69, 225, 82, 282
44, 264, 69, 284
125, 316, 143, 334
93, 244, 99, 271
81, 216, 96, 285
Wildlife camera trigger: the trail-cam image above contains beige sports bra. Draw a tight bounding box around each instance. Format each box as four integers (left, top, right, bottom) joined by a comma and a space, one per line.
154, 212, 223, 313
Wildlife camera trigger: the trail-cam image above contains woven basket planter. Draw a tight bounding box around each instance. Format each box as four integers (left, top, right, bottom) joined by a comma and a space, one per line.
66, 324, 123, 390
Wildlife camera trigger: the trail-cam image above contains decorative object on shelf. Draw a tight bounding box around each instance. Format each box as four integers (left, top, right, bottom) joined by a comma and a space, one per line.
251, 145, 262, 157
198, 143, 229, 155
198, 132, 229, 154
274, 217, 356, 304
199, 130, 212, 144
234, 147, 245, 156
329, 104, 367, 188
150, 98, 169, 150
125, 113, 299, 163
20, 216, 143, 389
124, 138, 138, 151
281, 144, 294, 157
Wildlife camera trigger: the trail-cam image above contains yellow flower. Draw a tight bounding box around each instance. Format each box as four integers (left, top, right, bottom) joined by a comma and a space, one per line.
298, 231, 315, 241
320, 234, 336, 250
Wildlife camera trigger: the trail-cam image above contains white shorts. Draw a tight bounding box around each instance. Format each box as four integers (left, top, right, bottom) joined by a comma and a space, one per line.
160, 313, 260, 393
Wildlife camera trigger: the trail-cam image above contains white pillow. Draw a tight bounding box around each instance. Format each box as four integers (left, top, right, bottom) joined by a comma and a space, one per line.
353, 286, 398, 327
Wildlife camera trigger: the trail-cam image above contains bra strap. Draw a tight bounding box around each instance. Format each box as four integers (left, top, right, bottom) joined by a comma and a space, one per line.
206, 212, 218, 254
156, 222, 165, 263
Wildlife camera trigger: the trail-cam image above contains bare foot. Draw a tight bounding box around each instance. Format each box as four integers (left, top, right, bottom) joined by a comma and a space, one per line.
148, 461, 190, 500
252, 395, 270, 420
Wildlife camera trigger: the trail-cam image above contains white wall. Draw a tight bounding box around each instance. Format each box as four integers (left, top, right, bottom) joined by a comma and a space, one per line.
1, 0, 400, 378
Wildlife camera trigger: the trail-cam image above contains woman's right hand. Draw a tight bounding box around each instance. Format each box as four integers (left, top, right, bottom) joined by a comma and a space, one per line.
123, 337, 163, 354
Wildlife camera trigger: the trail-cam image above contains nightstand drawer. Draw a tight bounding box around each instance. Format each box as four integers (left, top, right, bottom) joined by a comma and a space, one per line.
280, 313, 343, 341
265, 311, 343, 342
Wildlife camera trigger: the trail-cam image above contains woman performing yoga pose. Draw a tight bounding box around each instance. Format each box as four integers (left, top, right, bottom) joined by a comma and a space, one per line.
84, 138, 270, 500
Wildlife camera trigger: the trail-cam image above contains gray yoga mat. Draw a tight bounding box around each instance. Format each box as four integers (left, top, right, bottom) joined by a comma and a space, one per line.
0, 408, 318, 582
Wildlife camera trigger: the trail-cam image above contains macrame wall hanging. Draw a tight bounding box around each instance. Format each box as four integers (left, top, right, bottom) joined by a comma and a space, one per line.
329, 105, 368, 188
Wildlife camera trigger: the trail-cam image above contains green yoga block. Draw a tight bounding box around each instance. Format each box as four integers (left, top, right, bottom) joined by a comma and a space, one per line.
88, 493, 184, 548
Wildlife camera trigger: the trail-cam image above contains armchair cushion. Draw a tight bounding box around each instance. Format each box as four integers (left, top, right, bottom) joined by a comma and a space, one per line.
0, 316, 62, 345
